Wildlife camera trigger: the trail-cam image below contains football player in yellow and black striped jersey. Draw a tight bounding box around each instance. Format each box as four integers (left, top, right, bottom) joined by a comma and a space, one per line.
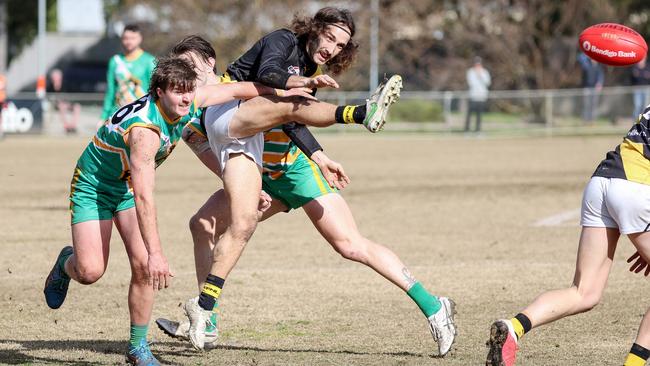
486, 106, 650, 366
156, 9, 456, 355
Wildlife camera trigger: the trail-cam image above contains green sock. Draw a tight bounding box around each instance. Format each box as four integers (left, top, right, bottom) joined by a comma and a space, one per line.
129, 324, 148, 348
206, 302, 219, 332
407, 282, 441, 318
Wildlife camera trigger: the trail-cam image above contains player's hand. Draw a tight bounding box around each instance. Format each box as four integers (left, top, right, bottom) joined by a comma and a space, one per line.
147, 252, 174, 290
305, 74, 339, 89
284, 87, 318, 100
627, 251, 650, 276
258, 190, 273, 213
311, 150, 350, 190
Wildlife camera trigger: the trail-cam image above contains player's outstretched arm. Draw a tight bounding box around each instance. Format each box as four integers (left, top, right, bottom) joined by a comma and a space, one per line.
194, 82, 314, 108
129, 126, 172, 290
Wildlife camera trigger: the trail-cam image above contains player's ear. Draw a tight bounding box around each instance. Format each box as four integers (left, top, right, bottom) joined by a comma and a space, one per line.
156, 87, 163, 99
208, 57, 216, 70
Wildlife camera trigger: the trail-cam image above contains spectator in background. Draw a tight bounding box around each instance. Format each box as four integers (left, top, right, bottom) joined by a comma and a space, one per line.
48, 68, 80, 134
465, 56, 491, 132
631, 56, 650, 120
578, 52, 604, 123
100, 24, 155, 127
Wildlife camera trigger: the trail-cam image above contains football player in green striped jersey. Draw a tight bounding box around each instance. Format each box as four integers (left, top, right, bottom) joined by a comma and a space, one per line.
43, 56, 313, 366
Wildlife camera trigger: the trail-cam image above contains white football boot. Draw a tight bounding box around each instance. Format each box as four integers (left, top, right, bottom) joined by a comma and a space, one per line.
427, 297, 457, 356
362, 75, 403, 132
156, 317, 218, 344
183, 297, 213, 350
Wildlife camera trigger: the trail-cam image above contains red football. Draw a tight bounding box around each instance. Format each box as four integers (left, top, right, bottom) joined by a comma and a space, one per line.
579, 23, 647, 66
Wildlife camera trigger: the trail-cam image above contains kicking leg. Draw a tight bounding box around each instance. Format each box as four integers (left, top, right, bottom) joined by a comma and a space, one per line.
230, 75, 402, 137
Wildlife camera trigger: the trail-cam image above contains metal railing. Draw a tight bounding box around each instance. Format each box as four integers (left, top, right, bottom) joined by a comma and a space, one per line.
6, 85, 650, 136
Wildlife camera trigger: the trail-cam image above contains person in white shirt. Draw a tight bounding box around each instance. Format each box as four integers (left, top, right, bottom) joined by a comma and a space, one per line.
465, 56, 491, 132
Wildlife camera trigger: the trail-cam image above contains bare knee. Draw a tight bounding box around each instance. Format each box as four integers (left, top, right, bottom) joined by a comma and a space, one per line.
75, 263, 104, 285
129, 259, 149, 285
332, 235, 369, 264
189, 213, 214, 239
228, 213, 258, 245
575, 287, 603, 313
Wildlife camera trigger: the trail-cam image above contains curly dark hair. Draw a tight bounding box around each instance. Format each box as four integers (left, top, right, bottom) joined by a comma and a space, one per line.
290, 7, 359, 75
169, 35, 218, 74
148, 56, 197, 100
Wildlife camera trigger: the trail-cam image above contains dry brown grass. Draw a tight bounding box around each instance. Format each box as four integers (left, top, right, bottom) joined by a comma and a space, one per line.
1, 133, 647, 365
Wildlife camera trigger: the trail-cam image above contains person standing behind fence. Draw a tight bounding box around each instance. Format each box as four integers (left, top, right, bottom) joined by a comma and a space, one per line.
48, 69, 80, 134
578, 52, 604, 123
465, 56, 491, 132
631, 56, 650, 120
100, 24, 155, 126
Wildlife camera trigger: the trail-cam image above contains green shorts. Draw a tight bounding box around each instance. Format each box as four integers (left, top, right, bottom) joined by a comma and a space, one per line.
69, 167, 135, 224
262, 152, 337, 210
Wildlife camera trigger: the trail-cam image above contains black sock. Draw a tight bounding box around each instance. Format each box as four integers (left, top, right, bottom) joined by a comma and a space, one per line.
198, 274, 225, 311
625, 343, 650, 365
335, 105, 366, 124
513, 313, 532, 336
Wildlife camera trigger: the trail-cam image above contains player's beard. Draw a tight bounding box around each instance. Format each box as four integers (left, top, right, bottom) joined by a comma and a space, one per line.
307, 37, 322, 64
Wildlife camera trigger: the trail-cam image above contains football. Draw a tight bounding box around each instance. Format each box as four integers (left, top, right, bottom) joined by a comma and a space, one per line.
579, 23, 647, 66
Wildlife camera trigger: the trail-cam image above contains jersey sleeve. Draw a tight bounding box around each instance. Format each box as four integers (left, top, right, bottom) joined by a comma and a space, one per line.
256, 30, 297, 89
282, 122, 322, 157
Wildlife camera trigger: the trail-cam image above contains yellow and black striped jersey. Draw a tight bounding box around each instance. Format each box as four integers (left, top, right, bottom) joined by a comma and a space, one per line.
593, 105, 650, 185
225, 28, 323, 157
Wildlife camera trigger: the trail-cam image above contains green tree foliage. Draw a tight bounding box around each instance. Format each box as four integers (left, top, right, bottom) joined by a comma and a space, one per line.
112, 0, 650, 91
7, 0, 56, 66
10, 0, 649, 90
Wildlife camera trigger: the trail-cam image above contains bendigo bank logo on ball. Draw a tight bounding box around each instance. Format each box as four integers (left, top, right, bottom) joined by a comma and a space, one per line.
582, 40, 637, 59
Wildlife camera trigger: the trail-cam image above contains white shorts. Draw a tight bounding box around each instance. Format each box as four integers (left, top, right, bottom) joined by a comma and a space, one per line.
204, 100, 263, 173
581, 176, 650, 234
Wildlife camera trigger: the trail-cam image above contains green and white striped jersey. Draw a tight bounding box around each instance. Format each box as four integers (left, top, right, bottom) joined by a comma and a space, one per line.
78, 95, 199, 187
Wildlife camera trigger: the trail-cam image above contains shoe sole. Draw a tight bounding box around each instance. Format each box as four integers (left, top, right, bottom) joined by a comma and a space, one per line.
156, 318, 188, 340
485, 320, 509, 366
368, 75, 402, 132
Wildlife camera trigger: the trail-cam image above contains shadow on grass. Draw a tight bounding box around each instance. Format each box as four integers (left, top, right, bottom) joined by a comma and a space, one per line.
0, 339, 185, 365
0, 338, 432, 364
202, 341, 430, 359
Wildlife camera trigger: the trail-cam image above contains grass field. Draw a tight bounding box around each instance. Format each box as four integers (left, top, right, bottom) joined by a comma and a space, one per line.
1, 133, 648, 365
